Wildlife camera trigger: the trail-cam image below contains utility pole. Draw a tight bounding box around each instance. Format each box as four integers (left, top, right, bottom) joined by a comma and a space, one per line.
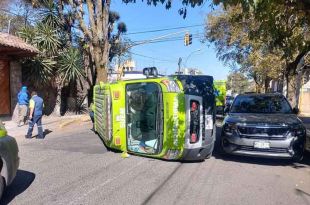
178, 57, 182, 74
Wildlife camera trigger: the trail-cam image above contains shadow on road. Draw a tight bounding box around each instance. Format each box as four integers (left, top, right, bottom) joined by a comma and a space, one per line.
0, 170, 35, 205
213, 122, 310, 168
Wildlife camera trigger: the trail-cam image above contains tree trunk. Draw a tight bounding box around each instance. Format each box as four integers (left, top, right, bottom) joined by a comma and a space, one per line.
264, 77, 271, 93
54, 83, 62, 116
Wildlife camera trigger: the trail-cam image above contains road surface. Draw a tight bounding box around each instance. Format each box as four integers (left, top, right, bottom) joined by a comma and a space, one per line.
1, 122, 310, 205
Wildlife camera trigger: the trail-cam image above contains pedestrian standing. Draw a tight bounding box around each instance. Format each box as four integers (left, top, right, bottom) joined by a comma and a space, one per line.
26, 91, 44, 139
17, 86, 29, 127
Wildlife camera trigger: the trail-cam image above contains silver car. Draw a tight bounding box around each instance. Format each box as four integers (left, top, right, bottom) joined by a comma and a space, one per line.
0, 120, 19, 199
221, 93, 306, 161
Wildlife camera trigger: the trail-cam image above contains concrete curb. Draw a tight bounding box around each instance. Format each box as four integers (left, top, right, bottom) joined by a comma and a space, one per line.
59, 115, 91, 128
59, 119, 80, 128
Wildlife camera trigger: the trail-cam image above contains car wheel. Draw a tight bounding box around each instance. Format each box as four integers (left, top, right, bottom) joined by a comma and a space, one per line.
292, 140, 305, 162
206, 124, 217, 159
0, 174, 4, 200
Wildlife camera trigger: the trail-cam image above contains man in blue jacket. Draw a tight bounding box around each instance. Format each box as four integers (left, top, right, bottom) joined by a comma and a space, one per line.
26, 91, 44, 139
17, 86, 29, 127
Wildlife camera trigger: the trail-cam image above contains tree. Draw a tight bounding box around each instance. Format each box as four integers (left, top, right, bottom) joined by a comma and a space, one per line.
25, 0, 213, 83
205, 2, 309, 104
205, 5, 284, 92
19, 0, 85, 115
227, 71, 253, 94
211, 0, 310, 105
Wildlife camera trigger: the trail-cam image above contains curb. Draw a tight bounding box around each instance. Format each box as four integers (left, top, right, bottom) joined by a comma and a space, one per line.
59, 119, 80, 128
59, 115, 91, 128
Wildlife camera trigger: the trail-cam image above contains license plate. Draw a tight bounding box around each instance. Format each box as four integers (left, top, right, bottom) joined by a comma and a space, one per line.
254, 141, 270, 149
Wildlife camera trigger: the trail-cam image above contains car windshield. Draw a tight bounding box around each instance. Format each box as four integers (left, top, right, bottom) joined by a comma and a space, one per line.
230, 95, 292, 114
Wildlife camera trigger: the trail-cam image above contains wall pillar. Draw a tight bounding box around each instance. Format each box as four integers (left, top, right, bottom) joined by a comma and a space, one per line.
10, 61, 22, 121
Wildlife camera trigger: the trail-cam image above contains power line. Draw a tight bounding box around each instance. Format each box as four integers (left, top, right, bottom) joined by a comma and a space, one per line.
129, 52, 176, 63
131, 33, 205, 44
124, 24, 204, 35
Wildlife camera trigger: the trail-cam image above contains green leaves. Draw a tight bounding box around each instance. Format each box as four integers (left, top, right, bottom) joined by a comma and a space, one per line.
58, 48, 85, 85
19, 0, 84, 87
35, 23, 61, 55
22, 57, 56, 86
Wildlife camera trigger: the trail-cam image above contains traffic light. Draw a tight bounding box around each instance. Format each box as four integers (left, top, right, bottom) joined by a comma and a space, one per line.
184, 33, 192, 46
184, 33, 189, 46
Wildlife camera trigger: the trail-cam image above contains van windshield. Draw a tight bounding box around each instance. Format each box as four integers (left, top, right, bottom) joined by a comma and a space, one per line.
230, 95, 292, 114
126, 83, 162, 154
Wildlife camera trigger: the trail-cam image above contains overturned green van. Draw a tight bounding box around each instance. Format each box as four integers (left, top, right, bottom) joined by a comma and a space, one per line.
93, 73, 216, 161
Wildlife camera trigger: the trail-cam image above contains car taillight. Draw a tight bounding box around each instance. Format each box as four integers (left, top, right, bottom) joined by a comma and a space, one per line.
190, 100, 200, 144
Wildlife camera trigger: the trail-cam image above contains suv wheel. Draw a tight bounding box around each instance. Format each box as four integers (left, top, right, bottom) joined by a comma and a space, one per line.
0, 174, 4, 199
292, 140, 305, 162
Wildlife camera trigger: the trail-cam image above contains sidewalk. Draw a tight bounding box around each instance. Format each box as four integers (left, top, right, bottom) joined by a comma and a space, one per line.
2, 114, 91, 140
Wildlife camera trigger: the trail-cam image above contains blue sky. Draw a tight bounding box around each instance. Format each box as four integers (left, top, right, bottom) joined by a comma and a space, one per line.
110, 1, 229, 80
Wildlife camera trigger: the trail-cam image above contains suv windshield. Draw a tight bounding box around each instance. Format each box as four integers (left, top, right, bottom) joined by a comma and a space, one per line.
230, 95, 292, 114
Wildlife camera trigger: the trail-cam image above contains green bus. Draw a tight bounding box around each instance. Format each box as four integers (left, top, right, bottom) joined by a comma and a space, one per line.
93, 69, 216, 161
214, 80, 227, 114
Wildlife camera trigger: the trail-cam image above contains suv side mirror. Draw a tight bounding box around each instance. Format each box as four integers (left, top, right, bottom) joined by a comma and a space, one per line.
292, 107, 299, 114
224, 106, 230, 114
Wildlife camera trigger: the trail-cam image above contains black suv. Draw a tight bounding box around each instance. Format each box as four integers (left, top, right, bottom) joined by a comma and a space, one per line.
221, 93, 306, 161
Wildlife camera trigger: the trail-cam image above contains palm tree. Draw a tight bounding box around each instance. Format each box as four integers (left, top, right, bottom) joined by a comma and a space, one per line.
19, 0, 85, 116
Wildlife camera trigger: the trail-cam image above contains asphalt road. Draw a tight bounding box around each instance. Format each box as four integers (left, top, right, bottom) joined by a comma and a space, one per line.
1, 122, 310, 205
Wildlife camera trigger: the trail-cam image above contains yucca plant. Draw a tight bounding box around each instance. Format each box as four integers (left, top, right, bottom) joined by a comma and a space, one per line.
58, 47, 85, 86
19, 0, 85, 115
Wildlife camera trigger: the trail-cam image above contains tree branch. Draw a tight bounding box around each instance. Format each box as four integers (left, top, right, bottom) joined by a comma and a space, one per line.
86, 0, 97, 43
96, 0, 103, 42
67, 0, 92, 39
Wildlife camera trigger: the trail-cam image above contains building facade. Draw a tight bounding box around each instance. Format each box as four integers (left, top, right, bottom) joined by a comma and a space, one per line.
0, 33, 38, 118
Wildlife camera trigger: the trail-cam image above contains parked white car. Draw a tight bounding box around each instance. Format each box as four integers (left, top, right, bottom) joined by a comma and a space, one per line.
0, 120, 19, 199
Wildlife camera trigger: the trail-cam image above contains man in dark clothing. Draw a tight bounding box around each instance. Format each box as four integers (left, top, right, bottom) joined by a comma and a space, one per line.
17, 86, 29, 126
26, 91, 44, 139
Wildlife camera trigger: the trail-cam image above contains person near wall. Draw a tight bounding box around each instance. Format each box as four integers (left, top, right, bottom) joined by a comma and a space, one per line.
25, 91, 44, 139
17, 86, 29, 127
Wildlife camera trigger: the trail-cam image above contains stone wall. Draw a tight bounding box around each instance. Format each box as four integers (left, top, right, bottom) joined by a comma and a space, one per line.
10, 61, 22, 121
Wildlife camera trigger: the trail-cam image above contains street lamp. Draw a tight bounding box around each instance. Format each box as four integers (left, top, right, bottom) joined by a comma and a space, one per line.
184, 48, 202, 67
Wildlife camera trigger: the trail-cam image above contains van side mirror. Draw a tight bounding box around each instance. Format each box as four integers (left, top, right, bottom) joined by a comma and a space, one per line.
292, 107, 299, 114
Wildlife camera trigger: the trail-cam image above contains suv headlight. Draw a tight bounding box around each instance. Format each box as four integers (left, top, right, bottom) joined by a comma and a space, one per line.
223, 122, 237, 134
290, 124, 305, 137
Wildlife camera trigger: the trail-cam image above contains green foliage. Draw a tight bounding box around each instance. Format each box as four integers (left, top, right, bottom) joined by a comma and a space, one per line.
19, 0, 84, 87
123, 0, 205, 18
58, 48, 85, 85
22, 57, 56, 85
227, 71, 252, 94
205, 2, 309, 90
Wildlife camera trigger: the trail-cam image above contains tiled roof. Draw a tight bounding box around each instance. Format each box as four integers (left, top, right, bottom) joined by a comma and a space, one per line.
0, 32, 39, 54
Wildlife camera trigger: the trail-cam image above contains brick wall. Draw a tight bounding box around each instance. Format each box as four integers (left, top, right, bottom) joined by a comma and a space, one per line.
10, 61, 22, 120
